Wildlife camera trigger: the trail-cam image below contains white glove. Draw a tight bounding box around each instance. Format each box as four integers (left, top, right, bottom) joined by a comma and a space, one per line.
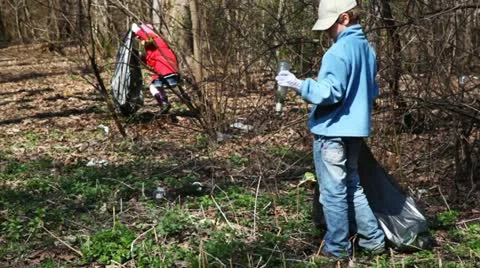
131, 23, 140, 33
275, 70, 303, 91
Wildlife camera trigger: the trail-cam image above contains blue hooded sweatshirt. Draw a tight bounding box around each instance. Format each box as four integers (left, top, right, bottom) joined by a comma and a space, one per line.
300, 25, 379, 137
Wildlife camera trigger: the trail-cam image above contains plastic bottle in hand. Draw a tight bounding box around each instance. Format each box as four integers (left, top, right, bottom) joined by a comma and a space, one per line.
276, 61, 289, 113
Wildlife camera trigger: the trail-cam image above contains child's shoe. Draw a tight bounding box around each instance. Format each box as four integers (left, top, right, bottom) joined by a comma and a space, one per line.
154, 92, 170, 114
159, 102, 171, 114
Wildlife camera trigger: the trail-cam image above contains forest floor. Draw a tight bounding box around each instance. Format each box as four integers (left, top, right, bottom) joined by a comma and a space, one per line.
0, 44, 479, 267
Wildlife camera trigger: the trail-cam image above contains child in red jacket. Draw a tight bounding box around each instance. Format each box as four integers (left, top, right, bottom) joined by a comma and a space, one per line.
131, 23, 179, 114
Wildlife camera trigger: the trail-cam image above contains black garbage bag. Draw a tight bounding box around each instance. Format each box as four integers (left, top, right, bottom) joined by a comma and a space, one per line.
312, 141, 433, 252
111, 31, 144, 115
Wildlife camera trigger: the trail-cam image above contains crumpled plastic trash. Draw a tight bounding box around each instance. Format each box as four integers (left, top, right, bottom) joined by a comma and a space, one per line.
216, 132, 233, 143
98, 124, 110, 134
230, 122, 254, 131
297, 172, 317, 188
152, 187, 167, 199
86, 159, 108, 167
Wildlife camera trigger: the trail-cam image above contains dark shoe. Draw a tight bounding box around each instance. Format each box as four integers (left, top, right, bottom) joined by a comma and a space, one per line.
364, 245, 386, 256
154, 92, 165, 103
159, 102, 171, 114
317, 250, 355, 267
318, 250, 350, 261
169, 114, 179, 124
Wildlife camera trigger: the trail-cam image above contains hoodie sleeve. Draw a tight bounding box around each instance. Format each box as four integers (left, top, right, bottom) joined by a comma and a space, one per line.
300, 53, 349, 106
133, 28, 149, 41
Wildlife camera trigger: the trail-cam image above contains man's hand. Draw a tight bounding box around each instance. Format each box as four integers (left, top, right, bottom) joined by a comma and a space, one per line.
275, 70, 303, 91
131, 23, 140, 33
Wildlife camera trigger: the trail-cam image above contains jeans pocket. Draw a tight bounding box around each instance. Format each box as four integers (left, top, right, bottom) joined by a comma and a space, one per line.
322, 138, 345, 164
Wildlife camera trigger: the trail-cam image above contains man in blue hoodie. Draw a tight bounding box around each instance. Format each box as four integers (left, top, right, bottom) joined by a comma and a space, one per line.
276, 0, 385, 259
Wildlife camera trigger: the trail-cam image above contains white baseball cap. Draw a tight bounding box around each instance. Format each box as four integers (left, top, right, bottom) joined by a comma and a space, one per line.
312, 0, 357, 31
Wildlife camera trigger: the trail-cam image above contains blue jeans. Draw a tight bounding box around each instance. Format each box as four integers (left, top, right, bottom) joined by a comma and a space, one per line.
152, 74, 179, 88
313, 136, 384, 257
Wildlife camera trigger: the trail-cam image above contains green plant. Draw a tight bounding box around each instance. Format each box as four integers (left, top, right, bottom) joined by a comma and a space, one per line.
81, 223, 135, 265
1, 217, 23, 241
53, 145, 72, 152
23, 132, 44, 147
47, 130, 63, 140
467, 224, 480, 253
134, 241, 196, 267
446, 224, 480, 255
3, 158, 28, 175
164, 173, 198, 188
1, 208, 45, 243
156, 207, 196, 237
434, 210, 459, 227
24, 178, 56, 197
195, 133, 209, 148
268, 145, 291, 157
230, 153, 248, 168
202, 230, 248, 264
40, 258, 57, 268
268, 146, 312, 165
132, 242, 163, 267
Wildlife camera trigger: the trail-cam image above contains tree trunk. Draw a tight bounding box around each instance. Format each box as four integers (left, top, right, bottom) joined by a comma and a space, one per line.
77, 0, 86, 39
93, 0, 109, 46
152, 0, 161, 29
378, 0, 401, 97
47, 0, 59, 41
377, 0, 411, 129
456, 5, 473, 71
189, 0, 203, 82
85, 0, 127, 137
168, 0, 191, 70
0, 3, 8, 46
275, 0, 285, 60
58, 0, 71, 40
22, 0, 33, 40
368, 0, 381, 55
13, 0, 25, 43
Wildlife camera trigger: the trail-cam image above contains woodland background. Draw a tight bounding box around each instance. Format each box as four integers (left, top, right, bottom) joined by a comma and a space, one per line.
0, 0, 479, 267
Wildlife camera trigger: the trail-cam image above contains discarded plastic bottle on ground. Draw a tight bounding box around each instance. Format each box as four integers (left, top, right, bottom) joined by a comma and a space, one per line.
459, 75, 467, 87
276, 61, 289, 113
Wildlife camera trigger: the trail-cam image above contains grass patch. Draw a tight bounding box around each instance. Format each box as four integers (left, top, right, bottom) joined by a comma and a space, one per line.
81, 223, 135, 265
1, 150, 479, 267
267, 145, 312, 165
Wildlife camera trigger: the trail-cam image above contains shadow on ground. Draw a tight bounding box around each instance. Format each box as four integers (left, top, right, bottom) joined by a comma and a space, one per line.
0, 105, 106, 125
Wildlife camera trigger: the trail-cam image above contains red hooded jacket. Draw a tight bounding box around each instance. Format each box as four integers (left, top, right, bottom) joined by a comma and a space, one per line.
133, 24, 178, 82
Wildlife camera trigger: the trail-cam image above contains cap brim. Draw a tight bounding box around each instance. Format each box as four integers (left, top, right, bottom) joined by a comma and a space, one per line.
312, 16, 337, 31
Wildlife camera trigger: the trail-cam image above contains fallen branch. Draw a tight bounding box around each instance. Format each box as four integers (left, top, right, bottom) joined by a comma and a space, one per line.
211, 196, 233, 229
130, 225, 156, 253
456, 217, 480, 225
42, 225, 83, 257
253, 176, 262, 239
